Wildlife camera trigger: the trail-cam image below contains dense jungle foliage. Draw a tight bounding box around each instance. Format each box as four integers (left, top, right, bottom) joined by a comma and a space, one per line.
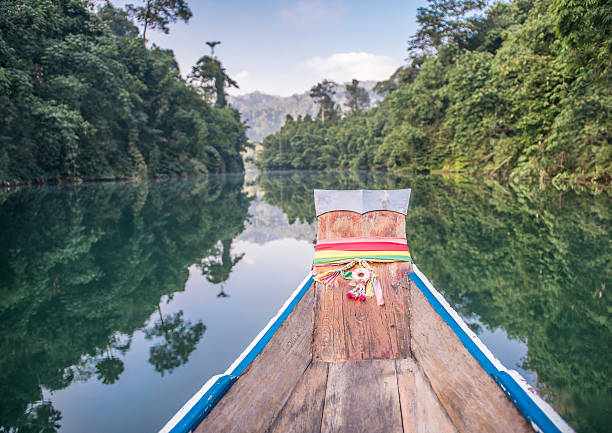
257, 171, 611, 433
256, 0, 611, 188
0, 177, 250, 431
0, 1, 248, 184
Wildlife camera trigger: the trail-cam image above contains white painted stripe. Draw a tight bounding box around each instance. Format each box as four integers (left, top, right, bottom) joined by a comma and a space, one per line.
505, 370, 574, 433
412, 265, 505, 371
158, 272, 312, 433
412, 264, 574, 433
158, 374, 224, 433
225, 272, 312, 375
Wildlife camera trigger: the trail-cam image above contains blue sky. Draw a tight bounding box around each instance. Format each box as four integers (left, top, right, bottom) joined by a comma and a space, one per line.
110, 0, 429, 96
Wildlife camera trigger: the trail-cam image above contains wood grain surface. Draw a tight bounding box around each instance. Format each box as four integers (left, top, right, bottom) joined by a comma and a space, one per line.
313, 262, 412, 361
396, 358, 458, 433
409, 281, 533, 433
195, 289, 315, 433
321, 359, 403, 433
317, 210, 406, 240
266, 362, 329, 433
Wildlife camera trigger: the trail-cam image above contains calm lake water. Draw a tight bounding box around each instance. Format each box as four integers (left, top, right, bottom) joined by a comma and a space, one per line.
1, 171, 610, 433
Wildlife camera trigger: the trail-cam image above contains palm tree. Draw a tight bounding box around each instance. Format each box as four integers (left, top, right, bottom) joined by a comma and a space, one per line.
145, 311, 206, 376
95, 346, 125, 385
188, 56, 238, 107
206, 40, 221, 57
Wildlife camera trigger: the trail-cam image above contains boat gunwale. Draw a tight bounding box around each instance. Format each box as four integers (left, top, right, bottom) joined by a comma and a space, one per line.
410, 265, 574, 433
160, 261, 574, 433
158, 273, 314, 433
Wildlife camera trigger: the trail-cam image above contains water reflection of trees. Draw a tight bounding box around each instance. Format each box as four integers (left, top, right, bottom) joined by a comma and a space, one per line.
145, 310, 206, 376
0, 175, 250, 432
258, 172, 611, 433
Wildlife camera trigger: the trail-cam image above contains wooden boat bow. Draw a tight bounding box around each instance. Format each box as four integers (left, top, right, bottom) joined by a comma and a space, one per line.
161, 189, 574, 433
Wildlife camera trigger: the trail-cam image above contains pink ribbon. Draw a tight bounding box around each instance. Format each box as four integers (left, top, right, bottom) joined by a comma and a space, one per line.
373, 277, 384, 306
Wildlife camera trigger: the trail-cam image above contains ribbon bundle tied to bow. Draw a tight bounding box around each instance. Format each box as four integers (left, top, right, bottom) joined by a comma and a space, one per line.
312, 236, 413, 306
313, 259, 385, 305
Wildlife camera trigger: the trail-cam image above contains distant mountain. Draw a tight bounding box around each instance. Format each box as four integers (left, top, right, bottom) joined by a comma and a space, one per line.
229, 81, 379, 143
236, 197, 316, 244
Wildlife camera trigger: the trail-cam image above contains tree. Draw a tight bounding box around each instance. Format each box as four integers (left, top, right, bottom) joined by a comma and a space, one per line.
0, 1, 248, 184
310, 79, 338, 122
145, 311, 206, 376
18, 402, 62, 433
94, 344, 126, 385
126, 0, 192, 42
408, 0, 487, 59
199, 239, 244, 285
206, 40, 221, 57
95, 357, 125, 385
189, 55, 238, 107
345, 79, 371, 115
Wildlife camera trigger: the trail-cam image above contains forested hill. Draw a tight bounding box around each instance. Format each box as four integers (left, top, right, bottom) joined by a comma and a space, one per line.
0, 1, 248, 184
256, 0, 611, 189
229, 81, 378, 143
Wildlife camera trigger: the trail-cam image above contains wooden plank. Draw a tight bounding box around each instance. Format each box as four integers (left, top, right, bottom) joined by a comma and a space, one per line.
266, 362, 329, 433
313, 262, 412, 362
313, 209, 413, 361
409, 281, 534, 433
396, 358, 459, 433
317, 210, 406, 240
321, 359, 403, 433
195, 289, 315, 433
312, 273, 347, 362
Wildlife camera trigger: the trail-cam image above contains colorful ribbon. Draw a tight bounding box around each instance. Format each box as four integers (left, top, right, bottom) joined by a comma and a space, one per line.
313, 236, 412, 265
313, 237, 413, 306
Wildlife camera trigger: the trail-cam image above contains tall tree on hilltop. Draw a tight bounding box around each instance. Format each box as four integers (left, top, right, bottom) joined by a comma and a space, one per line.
345, 79, 371, 114
408, 0, 487, 59
310, 79, 338, 122
126, 0, 192, 42
189, 55, 238, 107
206, 40, 221, 57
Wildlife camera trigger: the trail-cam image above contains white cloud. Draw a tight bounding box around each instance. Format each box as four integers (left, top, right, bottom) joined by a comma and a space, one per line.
304, 52, 400, 83
279, 0, 343, 27
228, 70, 256, 95
234, 70, 250, 82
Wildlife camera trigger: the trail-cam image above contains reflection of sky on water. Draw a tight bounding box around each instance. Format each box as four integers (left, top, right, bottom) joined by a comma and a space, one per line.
44, 194, 545, 432
5, 174, 608, 433
464, 320, 536, 385
50, 199, 315, 433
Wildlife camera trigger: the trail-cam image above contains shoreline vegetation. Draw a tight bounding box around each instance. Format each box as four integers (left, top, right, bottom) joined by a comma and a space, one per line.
0, 1, 248, 185
256, 0, 611, 191
1, 167, 609, 196
1, 0, 610, 192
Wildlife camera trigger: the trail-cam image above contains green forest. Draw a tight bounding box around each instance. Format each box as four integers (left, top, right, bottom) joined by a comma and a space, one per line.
257, 171, 611, 433
256, 0, 611, 189
0, 177, 250, 431
0, 1, 248, 184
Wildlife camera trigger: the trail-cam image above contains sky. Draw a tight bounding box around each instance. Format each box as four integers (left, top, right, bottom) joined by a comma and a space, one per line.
110, 0, 429, 96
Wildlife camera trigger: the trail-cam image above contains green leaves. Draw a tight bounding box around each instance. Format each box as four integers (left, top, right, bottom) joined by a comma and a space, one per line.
258, 0, 610, 189
0, 1, 247, 183
309, 79, 339, 122
188, 54, 239, 108
345, 79, 371, 115
126, 0, 192, 41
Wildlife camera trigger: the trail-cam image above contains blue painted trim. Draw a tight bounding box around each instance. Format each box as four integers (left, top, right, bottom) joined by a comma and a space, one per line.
169, 375, 237, 433
230, 276, 314, 376
495, 371, 561, 433
408, 272, 498, 375
408, 272, 562, 433
169, 276, 314, 433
